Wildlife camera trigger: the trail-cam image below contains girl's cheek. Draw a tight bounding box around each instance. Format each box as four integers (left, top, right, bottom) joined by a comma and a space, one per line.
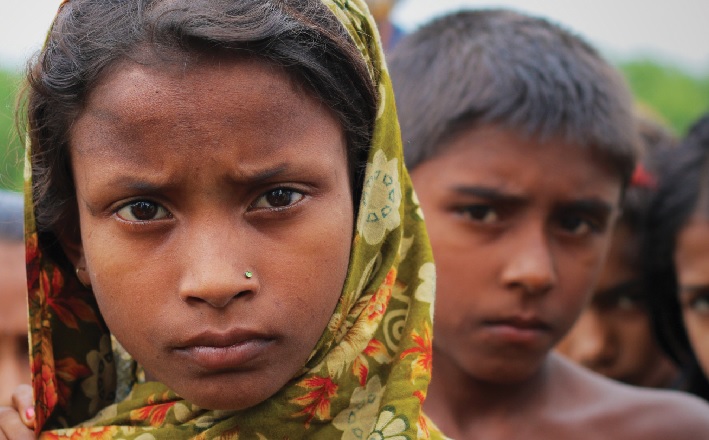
683, 311, 709, 375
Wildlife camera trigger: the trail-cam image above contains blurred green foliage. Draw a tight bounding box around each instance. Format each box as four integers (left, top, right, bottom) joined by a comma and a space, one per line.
0, 59, 707, 191
619, 60, 709, 136
0, 69, 23, 192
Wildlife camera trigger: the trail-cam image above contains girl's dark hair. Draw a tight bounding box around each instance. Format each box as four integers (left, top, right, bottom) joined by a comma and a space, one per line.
24, 0, 376, 257
645, 113, 709, 400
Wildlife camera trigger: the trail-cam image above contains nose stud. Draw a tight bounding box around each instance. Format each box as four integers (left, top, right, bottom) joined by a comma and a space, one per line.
244, 271, 253, 279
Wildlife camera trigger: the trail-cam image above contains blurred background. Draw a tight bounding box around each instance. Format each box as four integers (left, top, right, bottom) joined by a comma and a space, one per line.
1, 0, 708, 191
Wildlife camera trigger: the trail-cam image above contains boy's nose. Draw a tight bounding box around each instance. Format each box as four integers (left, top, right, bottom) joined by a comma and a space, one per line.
500, 227, 557, 295
177, 224, 258, 308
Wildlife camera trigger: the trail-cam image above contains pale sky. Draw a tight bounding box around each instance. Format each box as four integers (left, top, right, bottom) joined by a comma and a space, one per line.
1, 0, 708, 74
393, 0, 709, 73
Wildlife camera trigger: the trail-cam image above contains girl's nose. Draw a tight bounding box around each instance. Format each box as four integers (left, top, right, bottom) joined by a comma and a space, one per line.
179, 266, 258, 308
177, 223, 258, 308
500, 226, 557, 295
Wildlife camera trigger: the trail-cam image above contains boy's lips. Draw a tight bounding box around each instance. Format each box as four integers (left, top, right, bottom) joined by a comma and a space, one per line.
480, 315, 552, 345
483, 315, 551, 330
173, 328, 275, 371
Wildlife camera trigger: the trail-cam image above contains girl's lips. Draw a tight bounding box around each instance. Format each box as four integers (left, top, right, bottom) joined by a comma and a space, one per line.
174, 329, 275, 371
176, 339, 274, 371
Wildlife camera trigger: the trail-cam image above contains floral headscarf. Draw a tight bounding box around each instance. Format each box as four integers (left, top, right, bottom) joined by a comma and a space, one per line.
26, 0, 445, 438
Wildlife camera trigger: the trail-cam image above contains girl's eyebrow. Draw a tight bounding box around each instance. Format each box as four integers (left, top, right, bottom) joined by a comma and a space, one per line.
102, 164, 293, 191
225, 164, 289, 186
679, 285, 709, 296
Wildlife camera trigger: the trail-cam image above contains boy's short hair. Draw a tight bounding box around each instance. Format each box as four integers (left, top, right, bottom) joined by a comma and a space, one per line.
388, 9, 638, 183
0, 190, 23, 242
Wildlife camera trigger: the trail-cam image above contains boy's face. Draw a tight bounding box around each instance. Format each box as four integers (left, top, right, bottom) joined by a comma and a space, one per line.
411, 125, 621, 384
675, 215, 709, 379
557, 224, 676, 387
66, 57, 353, 410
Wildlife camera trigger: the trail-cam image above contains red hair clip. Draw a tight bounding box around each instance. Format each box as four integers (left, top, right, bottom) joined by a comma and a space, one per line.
630, 163, 657, 189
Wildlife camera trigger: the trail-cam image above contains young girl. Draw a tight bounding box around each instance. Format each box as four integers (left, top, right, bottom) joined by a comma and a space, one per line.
2, 0, 443, 438
647, 113, 709, 400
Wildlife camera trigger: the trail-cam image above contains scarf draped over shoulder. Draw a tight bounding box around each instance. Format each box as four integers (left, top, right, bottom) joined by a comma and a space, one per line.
26, 0, 445, 438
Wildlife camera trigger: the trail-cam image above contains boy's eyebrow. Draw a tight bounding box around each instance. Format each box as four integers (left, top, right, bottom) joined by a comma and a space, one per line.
451, 185, 528, 204
556, 198, 614, 217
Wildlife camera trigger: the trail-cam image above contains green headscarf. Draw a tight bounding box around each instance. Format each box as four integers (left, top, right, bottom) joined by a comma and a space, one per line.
26, 1, 445, 438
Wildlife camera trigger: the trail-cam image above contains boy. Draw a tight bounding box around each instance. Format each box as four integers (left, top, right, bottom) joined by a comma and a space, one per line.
389, 9, 709, 439
556, 118, 678, 389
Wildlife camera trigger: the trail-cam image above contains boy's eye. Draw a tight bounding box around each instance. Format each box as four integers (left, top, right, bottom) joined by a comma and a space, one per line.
557, 214, 595, 236
116, 200, 170, 222
251, 188, 304, 209
457, 204, 498, 224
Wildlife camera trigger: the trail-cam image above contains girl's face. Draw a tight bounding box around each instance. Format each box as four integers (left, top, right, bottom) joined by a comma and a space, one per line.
675, 215, 709, 377
65, 57, 354, 410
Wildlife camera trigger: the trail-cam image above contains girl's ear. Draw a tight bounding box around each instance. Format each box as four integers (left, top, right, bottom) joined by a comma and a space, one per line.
57, 222, 90, 286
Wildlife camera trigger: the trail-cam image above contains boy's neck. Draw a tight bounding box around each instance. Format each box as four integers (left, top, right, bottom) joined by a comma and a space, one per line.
425, 347, 555, 437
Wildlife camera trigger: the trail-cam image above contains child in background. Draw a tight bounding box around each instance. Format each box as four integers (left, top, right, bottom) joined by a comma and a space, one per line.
646, 113, 709, 400
0, 0, 444, 439
0, 191, 30, 407
557, 118, 679, 389
389, 9, 709, 439
363, 0, 403, 50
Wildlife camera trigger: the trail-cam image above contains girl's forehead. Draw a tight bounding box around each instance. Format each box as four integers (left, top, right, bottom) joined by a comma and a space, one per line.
72, 57, 337, 158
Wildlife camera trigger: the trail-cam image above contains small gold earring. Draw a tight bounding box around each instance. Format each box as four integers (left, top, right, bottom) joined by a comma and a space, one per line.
244, 271, 253, 279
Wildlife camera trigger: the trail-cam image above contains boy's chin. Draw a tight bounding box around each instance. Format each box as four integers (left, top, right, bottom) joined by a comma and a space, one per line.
464, 352, 551, 386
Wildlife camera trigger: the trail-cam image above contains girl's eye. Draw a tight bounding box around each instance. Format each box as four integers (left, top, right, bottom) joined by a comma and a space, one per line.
616, 294, 643, 312
689, 294, 709, 314
251, 188, 304, 209
116, 200, 170, 222
457, 204, 498, 224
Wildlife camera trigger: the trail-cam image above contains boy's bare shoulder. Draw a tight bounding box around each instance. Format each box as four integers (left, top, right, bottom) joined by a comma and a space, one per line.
549, 355, 709, 439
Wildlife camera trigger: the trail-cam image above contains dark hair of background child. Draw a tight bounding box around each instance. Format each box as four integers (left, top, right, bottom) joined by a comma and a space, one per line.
645, 113, 709, 400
